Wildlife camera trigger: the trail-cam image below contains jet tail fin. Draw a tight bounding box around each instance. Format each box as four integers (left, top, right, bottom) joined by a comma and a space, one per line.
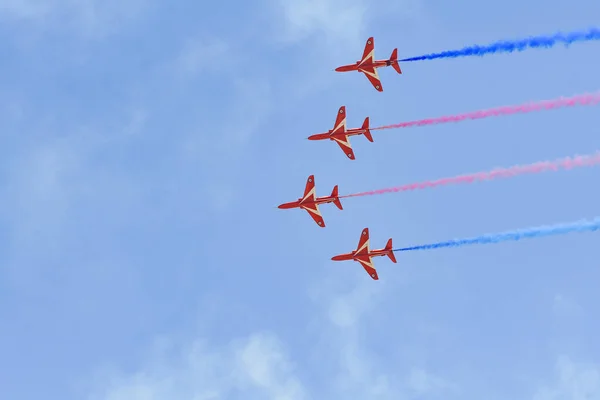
389, 48, 402, 74
331, 185, 343, 210
385, 238, 397, 263
362, 117, 374, 142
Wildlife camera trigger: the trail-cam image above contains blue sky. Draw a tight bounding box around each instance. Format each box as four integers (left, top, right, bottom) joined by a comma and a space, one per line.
1, 0, 600, 399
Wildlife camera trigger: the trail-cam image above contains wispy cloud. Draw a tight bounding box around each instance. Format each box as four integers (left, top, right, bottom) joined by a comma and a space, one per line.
0, 0, 150, 38
174, 37, 230, 77
553, 293, 585, 319
406, 367, 456, 396
86, 278, 455, 400
235, 333, 309, 399
86, 332, 308, 400
271, 0, 369, 46
0, 121, 148, 280
308, 275, 458, 399
169, 34, 273, 211
269, 0, 428, 48
534, 356, 600, 400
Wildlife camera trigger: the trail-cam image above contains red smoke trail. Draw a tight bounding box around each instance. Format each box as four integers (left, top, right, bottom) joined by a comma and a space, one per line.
340, 153, 600, 198
371, 92, 600, 130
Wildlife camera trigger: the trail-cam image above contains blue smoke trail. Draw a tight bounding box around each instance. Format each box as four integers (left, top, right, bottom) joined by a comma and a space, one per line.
395, 217, 600, 252
400, 27, 600, 62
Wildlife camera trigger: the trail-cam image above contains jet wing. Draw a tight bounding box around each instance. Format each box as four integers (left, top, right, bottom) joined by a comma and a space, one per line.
302, 175, 316, 201
355, 228, 370, 254
359, 37, 375, 66
360, 67, 383, 91
332, 106, 347, 134
301, 203, 325, 227
332, 135, 355, 160
356, 254, 378, 280
299, 175, 325, 226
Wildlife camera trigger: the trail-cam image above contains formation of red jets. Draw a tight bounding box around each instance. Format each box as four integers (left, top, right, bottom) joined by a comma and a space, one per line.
278, 37, 400, 280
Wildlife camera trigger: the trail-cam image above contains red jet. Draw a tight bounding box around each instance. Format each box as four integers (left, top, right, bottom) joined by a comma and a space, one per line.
307, 105, 373, 160
335, 37, 402, 92
331, 228, 397, 280
277, 175, 342, 227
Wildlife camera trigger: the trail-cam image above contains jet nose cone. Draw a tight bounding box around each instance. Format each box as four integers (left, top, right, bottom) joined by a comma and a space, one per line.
308, 133, 329, 141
